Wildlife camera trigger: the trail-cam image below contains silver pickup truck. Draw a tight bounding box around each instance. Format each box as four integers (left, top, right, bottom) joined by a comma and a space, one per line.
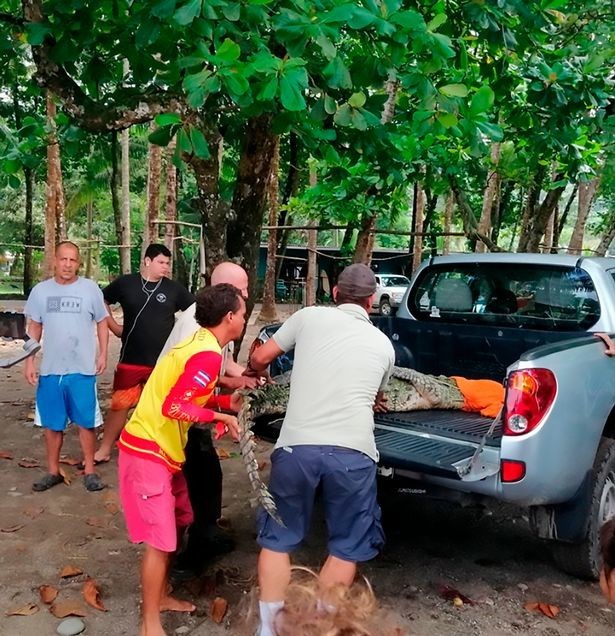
372, 253, 615, 579
254, 253, 615, 579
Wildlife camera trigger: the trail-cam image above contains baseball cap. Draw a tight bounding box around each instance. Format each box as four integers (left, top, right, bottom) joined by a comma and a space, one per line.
336, 264, 377, 297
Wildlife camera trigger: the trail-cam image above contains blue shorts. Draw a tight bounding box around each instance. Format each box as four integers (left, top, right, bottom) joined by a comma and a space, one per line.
35, 374, 101, 431
257, 445, 384, 562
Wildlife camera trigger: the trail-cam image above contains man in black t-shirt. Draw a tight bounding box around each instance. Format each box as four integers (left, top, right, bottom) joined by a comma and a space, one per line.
94, 244, 194, 464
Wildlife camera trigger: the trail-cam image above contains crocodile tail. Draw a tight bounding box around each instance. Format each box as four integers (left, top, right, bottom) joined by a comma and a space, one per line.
237, 390, 286, 527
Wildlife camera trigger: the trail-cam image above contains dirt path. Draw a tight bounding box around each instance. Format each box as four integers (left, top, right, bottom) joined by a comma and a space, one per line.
0, 301, 614, 635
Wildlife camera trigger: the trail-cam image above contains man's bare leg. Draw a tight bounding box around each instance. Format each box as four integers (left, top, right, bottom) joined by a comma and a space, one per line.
140, 545, 168, 636
77, 427, 97, 475
257, 549, 290, 636
318, 555, 356, 588
44, 429, 63, 475
94, 407, 129, 463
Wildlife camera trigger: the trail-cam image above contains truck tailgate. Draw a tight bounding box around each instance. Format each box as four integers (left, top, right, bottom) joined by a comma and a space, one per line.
375, 410, 500, 478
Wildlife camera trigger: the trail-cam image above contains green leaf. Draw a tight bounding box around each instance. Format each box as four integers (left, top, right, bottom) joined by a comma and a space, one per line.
221, 70, 250, 97
323, 56, 352, 89
437, 112, 458, 128
431, 32, 455, 58
174, 0, 202, 26
427, 12, 447, 31
148, 125, 178, 146
348, 6, 376, 28
177, 128, 192, 154
348, 92, 366, 108
222, 3, 241, 20
324, 95, 337, 115
151, 0, 176, 19
334, 104, 352, 126
469, 85, 494, 116
217, 39, 241, 63
25, 22, 51, 46
279, 75, 306, 111
439, 83, 468, 97
251, 51, 279, 74
389, 10, 425, 31
350, 109, 367, 130
183, 70, 211, 94
3, 159, 21, 175
155, 113, 182, 127
476, 120, 503, 141
8, 174, 21, 189
189, 127, 210, 159
257, 76, 278, 101
321, 4, 355, 24
316, 35, 336, 60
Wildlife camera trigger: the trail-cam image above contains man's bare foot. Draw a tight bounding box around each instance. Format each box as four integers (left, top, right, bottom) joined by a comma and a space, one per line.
140, 622, 166, 636
93, 451, 111, 464
160, 595, 196, 613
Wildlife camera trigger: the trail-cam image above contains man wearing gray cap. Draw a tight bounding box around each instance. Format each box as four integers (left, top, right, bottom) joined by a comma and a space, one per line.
248, 263, 395, 636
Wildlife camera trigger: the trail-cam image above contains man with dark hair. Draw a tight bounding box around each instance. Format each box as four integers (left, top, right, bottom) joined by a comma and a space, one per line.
117, 283, 245, 636
94, 243, 194, 464
24, 241, 109, 492
249, 263, 395, 636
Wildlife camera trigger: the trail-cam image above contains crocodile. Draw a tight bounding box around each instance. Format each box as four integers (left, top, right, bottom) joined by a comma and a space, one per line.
235, 367, 466, 525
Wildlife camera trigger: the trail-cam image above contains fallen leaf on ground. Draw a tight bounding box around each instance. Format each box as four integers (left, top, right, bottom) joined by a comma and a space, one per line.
26, 411, 35, 420
59, 456, 81, 466
524, 601, 560, 619
257, 460, 269, 471
22, 506, 44, 519
0, 450, 14, 460
59, 565, 83, 579
86, 517, 106, 528
18, 457, 40, 468
49, 600, 87, 618
1, 524, 24, 533
39, 585, 58, 604
216, 448, 231, 460
83, 579, 107, 612
217, 517, 231, 529
210, 597, 228, 623
438, 584, 475, 605
59, 467, 71, 486
103, 492, 120, 515
5, 602, 39, 616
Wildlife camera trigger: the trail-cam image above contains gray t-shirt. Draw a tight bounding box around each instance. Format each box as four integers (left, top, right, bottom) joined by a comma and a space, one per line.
272, 304, 395, 461
25, 277, 108, 376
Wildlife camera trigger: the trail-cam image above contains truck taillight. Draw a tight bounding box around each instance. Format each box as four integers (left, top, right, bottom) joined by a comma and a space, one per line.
503, 369, 556, 436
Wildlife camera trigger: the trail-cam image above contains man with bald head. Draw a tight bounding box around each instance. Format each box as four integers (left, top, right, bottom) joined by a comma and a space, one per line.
162, 261, 265, 577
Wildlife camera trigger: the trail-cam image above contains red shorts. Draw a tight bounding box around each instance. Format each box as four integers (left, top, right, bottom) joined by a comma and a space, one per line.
118, 450, 193, 552
111, 363, 153, 410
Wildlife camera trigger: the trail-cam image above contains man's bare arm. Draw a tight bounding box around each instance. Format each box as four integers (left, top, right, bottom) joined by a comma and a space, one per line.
23, 320, 42, 386
106, 302, 123, 337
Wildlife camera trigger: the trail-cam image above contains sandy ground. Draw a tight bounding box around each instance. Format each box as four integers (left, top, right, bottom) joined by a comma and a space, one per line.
1, 299, 615, 635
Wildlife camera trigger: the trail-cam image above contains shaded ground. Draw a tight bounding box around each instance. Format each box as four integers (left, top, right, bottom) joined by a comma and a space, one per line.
1, 299, 614, 635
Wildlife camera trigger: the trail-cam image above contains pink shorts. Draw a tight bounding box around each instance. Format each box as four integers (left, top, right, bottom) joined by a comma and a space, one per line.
118, 450, 193, 553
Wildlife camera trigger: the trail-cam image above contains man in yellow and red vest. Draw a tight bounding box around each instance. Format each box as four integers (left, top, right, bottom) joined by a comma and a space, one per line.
117, 283, 245, 635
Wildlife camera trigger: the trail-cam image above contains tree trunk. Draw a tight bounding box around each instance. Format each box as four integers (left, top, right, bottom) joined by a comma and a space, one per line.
568, 178, 599, 255
23, 167, 35, 293
554, 184, 578, 249
411, 183, 425, 272
422, 189, 438, 254
517, 185, 566, 253
543, 211, 555, 253
110, 132, 125, 276
276, 133, 301, 280
142, 122, 162, 258
353, 215, 376, 265
85, 199, 93, 278
476, 143, 501, 253
443, 190, 454, 255
120, 123, 131, 274
492, 180, 513, 245
305, 163, 318, 306
43, 92, 66, 277
163, 136, 178, 272
259, 136, 280, 322
227, 115, 278, 316
596, 216, 615, 256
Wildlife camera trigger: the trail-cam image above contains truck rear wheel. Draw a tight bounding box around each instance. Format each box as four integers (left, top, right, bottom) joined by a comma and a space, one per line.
550, 437, 615, 579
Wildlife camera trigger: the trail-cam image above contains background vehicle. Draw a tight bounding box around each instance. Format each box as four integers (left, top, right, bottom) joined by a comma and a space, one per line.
372, 274, 410, 315
252, 254, 615, 579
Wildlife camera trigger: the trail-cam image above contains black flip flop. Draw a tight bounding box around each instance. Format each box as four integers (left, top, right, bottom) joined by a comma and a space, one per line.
84, 473, 105, 492
32, 473, 64, 492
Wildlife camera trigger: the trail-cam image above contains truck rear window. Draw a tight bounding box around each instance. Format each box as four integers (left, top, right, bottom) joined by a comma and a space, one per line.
409, 263, 600, 331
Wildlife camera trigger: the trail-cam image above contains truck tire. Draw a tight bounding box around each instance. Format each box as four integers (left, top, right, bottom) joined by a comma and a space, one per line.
379, 297, 392, 316
550, 437, 615, 579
